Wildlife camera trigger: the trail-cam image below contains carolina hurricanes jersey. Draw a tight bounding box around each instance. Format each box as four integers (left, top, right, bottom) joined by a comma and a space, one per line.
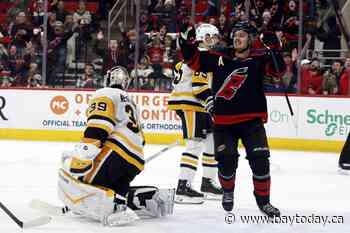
178, 36, 286, 125
83, 87, 145, 171
168, 61, 212, 112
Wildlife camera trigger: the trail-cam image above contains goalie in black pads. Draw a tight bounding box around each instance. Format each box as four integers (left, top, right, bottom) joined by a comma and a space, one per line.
178, 21, 285, 217
59, 66, 174, 226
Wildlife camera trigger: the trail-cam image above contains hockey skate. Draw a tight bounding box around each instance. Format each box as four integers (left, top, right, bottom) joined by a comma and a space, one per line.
175, 180, 204, 204
222, 191, 234, 212
258, 203, 280, 218
142, 188, 175, 217
200, 177, 223, 200
338, 163, 350, 175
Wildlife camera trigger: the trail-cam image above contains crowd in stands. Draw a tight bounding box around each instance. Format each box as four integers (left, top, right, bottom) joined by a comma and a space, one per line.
0, 0, 349, 95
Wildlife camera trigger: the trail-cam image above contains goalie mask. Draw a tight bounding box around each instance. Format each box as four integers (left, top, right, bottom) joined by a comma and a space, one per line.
105, 66, 130, 89
195, 23, 219, 49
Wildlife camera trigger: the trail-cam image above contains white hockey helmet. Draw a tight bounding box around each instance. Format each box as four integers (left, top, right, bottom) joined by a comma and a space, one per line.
195, 23, 219, 48
105, 66, 130, 89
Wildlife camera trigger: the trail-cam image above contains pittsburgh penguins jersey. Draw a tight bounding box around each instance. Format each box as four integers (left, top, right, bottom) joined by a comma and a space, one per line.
168, 62, 212, 112
83, 87, 145, 171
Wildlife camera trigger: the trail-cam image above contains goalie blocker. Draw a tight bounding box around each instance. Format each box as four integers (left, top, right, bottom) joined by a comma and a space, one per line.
58, 168, 175, 226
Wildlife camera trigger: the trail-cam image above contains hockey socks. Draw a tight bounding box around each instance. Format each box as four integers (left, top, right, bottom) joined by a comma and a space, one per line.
218, 172, 235, 211
252, 174, 271, 206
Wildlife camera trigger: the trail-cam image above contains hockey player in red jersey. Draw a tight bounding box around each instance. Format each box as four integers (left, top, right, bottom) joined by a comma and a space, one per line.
178, 21, 285, 217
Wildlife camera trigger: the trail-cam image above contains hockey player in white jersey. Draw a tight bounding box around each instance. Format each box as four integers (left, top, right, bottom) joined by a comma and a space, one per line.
168, 24, 223, 204
59, 66, 174, 226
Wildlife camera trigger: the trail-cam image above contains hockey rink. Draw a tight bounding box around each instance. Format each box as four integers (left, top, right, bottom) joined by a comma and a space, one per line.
0, 140, 349, 233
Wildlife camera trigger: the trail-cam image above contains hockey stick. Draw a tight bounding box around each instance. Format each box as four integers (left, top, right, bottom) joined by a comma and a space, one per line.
0, 201, 51, 229
29, 199, 68, 216
270, 48, 296, 127
146, 140, 179, 163
260, 37, 298, 129
30, 141, 180, 216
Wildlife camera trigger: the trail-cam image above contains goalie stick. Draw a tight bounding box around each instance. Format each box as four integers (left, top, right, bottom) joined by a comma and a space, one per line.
30, 141, 180, 216
0, 201, 51, 229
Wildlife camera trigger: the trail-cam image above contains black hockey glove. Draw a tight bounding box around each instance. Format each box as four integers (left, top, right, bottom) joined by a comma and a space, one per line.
179, 20, 196, 43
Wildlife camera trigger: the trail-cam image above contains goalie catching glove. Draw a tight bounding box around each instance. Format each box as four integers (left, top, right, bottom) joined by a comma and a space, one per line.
62, 143, 101, 176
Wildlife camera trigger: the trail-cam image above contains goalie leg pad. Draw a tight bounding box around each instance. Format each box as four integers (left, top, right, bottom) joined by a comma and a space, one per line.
58, 168, 115, 221
127, 186, 175, 218
58, 168, 138, 226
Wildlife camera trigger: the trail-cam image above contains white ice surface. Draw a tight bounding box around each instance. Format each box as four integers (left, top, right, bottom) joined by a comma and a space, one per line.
0, 140, 349, 232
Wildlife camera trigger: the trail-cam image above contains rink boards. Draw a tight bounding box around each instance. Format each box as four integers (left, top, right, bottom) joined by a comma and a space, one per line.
0, 89, 348, 152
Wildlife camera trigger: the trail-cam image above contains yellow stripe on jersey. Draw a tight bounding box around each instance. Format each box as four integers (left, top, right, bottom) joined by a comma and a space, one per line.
80, 137, 101, 147
192, 75, 208, 84
69, 157, 93, 173
193, 86, 210, 96
83, 147, 112, 184
169, 92, 196, 97
175, 61, 183, 71
104, 141, 144, 171
111, 131, 143, 154
86, 123, 113, 135
167, 104, 205, 112
184, 111, 195, 138
87, 96, 116, 124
